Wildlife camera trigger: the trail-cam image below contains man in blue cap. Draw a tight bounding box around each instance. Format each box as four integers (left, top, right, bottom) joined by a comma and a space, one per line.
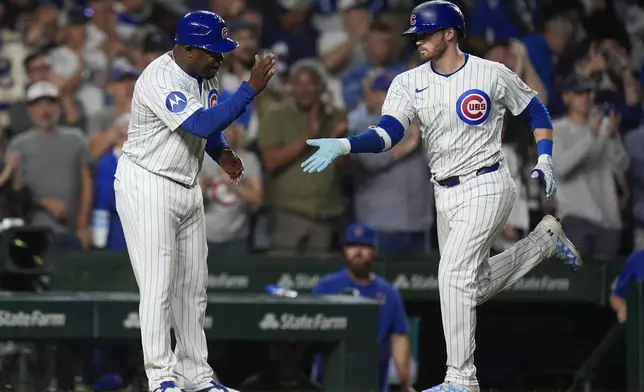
312, 223, 414, 392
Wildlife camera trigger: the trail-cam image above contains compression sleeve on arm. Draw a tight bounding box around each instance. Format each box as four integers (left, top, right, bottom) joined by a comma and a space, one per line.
345, 115, 406, 153
205, 132, 229, 163
522, 96, 553, 131
522, 97, 554, 156
179, 82, 256, 139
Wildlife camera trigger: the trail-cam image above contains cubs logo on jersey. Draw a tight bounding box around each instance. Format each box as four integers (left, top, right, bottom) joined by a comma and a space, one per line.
456, 89, 491, 126
208, 89, 218, 107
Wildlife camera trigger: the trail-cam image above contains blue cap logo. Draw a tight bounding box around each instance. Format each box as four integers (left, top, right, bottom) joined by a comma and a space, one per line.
345, 223, 377, 247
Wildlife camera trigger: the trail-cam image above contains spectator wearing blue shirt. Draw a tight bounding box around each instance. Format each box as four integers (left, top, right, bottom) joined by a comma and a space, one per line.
341, 21, 406, 110
312, 223, 413, 392
610, 250, 644, 324
92, 114, 128, 250
521, 15, 575, 105
467, 0, 540, 55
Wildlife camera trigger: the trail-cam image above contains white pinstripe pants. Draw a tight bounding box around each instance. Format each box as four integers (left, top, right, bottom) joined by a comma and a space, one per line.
434, 162, 555, 387
115, 155, 214, 391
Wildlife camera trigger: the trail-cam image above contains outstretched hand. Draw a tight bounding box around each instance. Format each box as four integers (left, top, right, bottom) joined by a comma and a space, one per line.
301, 139, 348, 173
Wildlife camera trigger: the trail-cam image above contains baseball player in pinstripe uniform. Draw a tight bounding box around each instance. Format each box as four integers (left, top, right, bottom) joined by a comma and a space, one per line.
301, 1, 583, 391
114, 11, 275, 392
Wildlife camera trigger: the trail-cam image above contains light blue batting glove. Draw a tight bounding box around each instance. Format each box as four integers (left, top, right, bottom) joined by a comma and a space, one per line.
301, 138, 350, 173
531, 154, 556, 200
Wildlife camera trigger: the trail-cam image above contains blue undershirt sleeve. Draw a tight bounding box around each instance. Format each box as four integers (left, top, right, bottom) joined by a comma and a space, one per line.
179, 82, 256, 139
522, 96, 554, 156
346, 115, 406, 153
205, 132, 229, 163
522, 96, 553, 131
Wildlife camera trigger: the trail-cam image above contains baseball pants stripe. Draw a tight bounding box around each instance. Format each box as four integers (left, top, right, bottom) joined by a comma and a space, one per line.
115, 155, 213, 391
434, 163, 554, 387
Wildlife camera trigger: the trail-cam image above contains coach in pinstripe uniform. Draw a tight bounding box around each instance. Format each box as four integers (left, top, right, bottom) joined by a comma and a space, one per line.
113, 10, 275, 392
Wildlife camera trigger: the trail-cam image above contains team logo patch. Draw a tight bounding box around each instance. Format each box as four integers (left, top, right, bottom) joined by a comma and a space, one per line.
221, 27, 228, 39
208, 89, 219, 107
165, 91, 188, 113
456, 89, 491, 126
410, 13, 417, 26
354, 226, 364, 237
515, 74, 533, 92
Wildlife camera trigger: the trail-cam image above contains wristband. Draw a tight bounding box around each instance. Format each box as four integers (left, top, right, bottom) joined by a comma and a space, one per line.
536, 139, 553, 156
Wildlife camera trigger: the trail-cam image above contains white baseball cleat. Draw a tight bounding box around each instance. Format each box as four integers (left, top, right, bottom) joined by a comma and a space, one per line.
196, 380, 239, 392
539, 215, 583, 270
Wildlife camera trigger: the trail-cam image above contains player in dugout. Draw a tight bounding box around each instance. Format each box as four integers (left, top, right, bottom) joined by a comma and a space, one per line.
312, 223, 415, 392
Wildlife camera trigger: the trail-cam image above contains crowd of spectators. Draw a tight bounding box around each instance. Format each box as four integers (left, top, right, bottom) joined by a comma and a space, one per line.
0, 0, 642, 262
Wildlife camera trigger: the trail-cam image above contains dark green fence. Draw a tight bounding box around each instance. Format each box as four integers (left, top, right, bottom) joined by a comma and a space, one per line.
49, 251, 621, 303
1, 251, 631, 391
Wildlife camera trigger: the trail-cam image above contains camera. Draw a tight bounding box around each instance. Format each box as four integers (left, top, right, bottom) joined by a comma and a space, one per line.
0, 222, 53, 291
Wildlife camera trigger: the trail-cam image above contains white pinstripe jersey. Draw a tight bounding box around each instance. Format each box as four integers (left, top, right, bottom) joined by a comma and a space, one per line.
123, 53, 220, 186
382, 54, 536, 181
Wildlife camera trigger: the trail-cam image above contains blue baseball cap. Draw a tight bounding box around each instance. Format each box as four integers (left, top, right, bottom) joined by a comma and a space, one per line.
108, 66, 140, 83
371, 72, 395, 91
93, 373, 125, 391
562, 73, 595, 93
344, 223, 378, 247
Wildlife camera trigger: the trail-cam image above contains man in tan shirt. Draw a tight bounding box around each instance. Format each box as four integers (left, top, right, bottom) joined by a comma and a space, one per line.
259, 59, 347, 255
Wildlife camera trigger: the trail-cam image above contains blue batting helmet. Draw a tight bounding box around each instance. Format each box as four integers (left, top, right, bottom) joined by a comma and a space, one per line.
402, 0, 466, 37
174, 10, 239, 53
